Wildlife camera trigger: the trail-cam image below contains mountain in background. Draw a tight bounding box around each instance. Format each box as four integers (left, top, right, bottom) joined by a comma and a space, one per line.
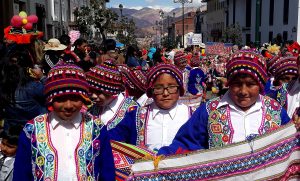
110, 7, 199, 37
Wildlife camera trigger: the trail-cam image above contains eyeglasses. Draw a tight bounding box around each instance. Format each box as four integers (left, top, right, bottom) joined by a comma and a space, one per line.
152, 85, 179, 95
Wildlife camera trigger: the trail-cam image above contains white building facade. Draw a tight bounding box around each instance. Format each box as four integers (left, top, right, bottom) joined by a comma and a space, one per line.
227, 0, 300, 45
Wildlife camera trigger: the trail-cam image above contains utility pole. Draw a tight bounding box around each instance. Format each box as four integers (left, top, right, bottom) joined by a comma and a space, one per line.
255, 0, 261, 47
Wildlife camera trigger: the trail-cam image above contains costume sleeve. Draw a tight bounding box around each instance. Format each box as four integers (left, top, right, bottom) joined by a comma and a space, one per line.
98, 126, 116, 181
13, 130, 34, 181
280, 107, 291, 125
108, 109, 137, 145
158, 103, 209, 156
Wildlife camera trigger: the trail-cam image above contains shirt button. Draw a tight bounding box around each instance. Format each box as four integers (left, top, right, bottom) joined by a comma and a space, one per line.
67, 133, 70, 136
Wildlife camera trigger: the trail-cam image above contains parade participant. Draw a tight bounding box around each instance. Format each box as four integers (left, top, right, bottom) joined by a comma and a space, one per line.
109, 64, 193, 152
42, 38, 67, 74
73, 38, 94, 72
0, 125, 23, 181
125, 45, 140, 67
86, 60, 137, 130
59, 34, 81, 64
158, 50, 291, 156
13, 63, 115, 180
0, 50, 47, 130
118, 65, 147, 103
98, 39, 125, 65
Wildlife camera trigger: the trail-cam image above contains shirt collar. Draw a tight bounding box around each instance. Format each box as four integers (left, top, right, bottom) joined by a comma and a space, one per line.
152, 102, 178, 120
50, 112, 82, 129
105, 93, 125, 114
289, 78, 300, 95
217, 91, 262, 113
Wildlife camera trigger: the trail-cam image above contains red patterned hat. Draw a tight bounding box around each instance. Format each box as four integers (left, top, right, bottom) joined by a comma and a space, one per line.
118, 65, 147, 92
44, 63, 90, 104
273, 56, 298, 80
86, 60, 124, 95
174, 51, 187, 65
146, 63, 184, 98
226, 50, 268, 90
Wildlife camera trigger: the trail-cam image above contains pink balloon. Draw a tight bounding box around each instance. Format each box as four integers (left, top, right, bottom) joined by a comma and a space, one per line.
23, 23, 33, 30
11, 15, 23, 27
27, 15, 38, 23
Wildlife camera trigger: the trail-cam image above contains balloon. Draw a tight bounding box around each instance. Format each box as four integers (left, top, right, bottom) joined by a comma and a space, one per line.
23, 23, 33, 30
22, 18, 28, 25
19, 11, 27, 18
11, 15, 23, 27
27, 15, 38, 23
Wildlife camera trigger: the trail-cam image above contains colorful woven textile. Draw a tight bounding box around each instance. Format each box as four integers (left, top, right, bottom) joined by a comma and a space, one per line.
128, 123, 300, 180
111, 140, 155, 181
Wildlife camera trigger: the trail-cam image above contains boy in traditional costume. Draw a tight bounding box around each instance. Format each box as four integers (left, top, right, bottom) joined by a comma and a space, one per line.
13, 63, 115, 180
158, 50, 291, 155
86, 60, 137, 130
109, 64, 194, 152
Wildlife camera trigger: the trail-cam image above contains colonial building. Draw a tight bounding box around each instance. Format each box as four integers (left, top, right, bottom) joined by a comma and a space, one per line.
204, 0, 300, 45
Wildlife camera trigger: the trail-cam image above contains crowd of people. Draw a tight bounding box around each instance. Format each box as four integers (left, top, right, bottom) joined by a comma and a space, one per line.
0, 12, 300, 181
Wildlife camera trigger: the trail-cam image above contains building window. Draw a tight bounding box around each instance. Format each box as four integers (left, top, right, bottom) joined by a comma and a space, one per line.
246, 0, 252, 27
246, 34, 251, 45
269, 32, 273, 42
269, 0, 274, 25
283, 31, 288, 41
283, 0, 289, 24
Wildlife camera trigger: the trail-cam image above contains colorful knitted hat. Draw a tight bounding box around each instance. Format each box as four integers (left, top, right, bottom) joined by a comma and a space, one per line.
226, 50, 268, 90
267, 55, 281, 76
86, 60, 124, 95
174, 51, 187, 65
146, 63, 184, 98
272, 56, 298, 80
44, 63, 90, 104
118, 65, 147, 92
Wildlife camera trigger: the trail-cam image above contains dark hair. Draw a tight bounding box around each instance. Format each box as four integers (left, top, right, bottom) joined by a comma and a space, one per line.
59, 34, 71, 46
125, 45, 138, 64
73, 38, 87, 47
0, 50, 33, 106
104, 39, 116, 51
1, 125, 23, 145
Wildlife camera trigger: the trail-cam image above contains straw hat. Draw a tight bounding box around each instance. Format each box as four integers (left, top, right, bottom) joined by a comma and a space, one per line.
44, 38, 67, 51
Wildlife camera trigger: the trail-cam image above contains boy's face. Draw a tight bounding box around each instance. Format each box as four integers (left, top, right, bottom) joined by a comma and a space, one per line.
228, 74, 260, 112
89, 90, 114, 107
278, 74, 297, 85
0, 139, 17, 157
52, 94, 83, 121
152, 73, 180, 110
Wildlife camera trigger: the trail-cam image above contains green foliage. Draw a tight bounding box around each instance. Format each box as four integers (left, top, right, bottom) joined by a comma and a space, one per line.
116, 18, 137, 46
73, 0, 119, 40
223, 23, 243, 45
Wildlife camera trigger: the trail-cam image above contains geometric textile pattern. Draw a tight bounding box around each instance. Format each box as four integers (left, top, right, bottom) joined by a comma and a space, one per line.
128, 123, 300, 180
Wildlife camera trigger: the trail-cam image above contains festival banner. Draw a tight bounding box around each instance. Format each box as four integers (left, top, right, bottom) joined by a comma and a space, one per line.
127, 123, 300, 180
206, 42, 233, 55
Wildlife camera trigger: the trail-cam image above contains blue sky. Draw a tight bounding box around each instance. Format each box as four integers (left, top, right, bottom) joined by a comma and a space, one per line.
107, 0, 203, 12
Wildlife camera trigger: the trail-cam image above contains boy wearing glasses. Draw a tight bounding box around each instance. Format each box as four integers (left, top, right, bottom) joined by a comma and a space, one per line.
109, 64, 193, 152
158, 50, 291, 156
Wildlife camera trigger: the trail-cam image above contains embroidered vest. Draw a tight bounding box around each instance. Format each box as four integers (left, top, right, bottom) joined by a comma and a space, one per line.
206, 96, 282, 148
23, 113, 104, 181
106, 98, 137, 130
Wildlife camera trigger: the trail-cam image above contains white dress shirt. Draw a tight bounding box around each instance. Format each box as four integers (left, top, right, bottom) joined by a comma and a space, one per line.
146, 102, 191, 151
49, 112, 82, 181
287, 79, 300, 117
217, 92, 263, 143
101, 93, 125, 125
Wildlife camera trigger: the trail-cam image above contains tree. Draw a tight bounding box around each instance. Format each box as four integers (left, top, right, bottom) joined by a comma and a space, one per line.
223, 23, 243, 45
116, 18, 137, 46
73, 0, 118, 41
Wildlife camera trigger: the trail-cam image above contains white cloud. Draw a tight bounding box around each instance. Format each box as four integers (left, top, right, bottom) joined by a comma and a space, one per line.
147, 5, 175, 12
